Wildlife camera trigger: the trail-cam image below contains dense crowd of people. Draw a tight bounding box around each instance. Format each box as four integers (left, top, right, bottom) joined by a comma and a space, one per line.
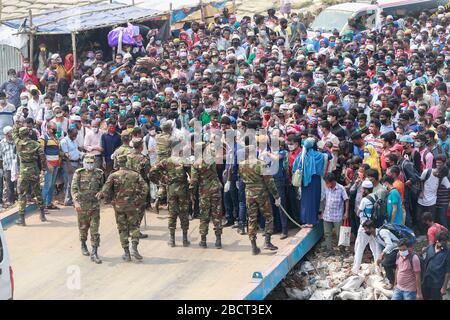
0, 5, 449, 300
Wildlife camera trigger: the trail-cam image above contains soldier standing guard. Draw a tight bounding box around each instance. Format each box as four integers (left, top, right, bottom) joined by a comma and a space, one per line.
127, 137, 151, 238
71, 154, 105, 264
238, 143, 281, 255
96, 154, 148, 262
112, 130, 132, 171
12, 123, 48, 225
190, 142, 223, 249
149, 154, 191, 247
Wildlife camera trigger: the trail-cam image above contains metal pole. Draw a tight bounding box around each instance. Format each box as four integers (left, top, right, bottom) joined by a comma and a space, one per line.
0, 0, 3, 22
169, 2, 173, 26
71, 32, 77, 74
29, 9, 33, 61
233, 0, 236, 15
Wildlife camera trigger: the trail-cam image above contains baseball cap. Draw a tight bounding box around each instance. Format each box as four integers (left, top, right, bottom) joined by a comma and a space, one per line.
399, 135, 414, 144
389, 143, 404, 153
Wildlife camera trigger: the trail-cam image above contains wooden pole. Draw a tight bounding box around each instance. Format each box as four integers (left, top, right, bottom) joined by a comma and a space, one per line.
29, 9, 33, 61
169, 2, 173, 25
233, 0, 237, 15
200, 0, 205, 22
71, 32, 77, 74
0, 0, 3, 22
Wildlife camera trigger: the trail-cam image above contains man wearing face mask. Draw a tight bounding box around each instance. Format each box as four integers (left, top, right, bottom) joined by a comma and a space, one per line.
0, 92, 15, 140
39, 121, 61, 211
84, 120, 104, 169
0, 69, 25, 108
71, 154, 104, 264
60, 128, 82, 206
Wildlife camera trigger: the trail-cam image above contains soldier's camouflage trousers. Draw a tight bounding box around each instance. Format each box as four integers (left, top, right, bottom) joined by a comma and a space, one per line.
246, 191, 274, 240
199, 191, 223, 236
77, 209, 100, 246
157, 183, 167, 202
168, 190, 189, 231
18, 173, 43, 213
114, 208, 140, 248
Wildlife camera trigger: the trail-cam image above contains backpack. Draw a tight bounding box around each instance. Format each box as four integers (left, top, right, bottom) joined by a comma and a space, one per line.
379, 223, 416, 244
365, 194, 388, 228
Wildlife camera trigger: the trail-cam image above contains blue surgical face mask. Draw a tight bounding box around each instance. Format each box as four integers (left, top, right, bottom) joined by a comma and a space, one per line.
385, 58, 392, 65
399, 250, 409, 257
329, 42, 335, 48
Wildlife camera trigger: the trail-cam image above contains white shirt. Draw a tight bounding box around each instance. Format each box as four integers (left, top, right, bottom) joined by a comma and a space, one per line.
358, 194, 376, 224
27, 97, 42, 119
418, 170, 450, 207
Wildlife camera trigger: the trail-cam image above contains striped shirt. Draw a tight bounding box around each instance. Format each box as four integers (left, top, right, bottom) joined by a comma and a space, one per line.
0, 138, 16, 170
323, 183, 349, 222
39, 134, 60, 167
365, 134, 384, 155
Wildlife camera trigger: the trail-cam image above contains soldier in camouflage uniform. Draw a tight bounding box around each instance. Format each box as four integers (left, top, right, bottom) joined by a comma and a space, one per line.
189, 142, 223, 249
154, 120, 175, 214
12, 124, 48, 225
112, 130, 132, 171
238, 145, 281, 255
96, 154, 148, 262
71, 155, 104, 264
127, 137, 151, 238
149, 154, 191, 247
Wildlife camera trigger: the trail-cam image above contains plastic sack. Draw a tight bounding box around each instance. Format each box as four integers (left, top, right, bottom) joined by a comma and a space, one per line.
338, 218, 351, 247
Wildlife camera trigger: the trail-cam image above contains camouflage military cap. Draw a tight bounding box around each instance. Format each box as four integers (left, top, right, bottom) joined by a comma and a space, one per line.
19, 127, 30, 135
116, 154, 128, 167
161, 120, 173, 130
83, 154, 96, 163
132, 137, 143, 148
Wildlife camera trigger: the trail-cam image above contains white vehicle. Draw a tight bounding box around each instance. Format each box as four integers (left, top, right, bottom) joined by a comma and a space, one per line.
0, 221, 14, 300
309, 0, 446, 36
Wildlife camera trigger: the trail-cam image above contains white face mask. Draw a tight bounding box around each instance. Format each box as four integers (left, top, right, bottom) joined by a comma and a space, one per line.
204, 108, 212, 113
149, 129, 156, 136
21, 99, 28, 106
288, 144, 296, 151
83, 162, 95, 171
364, 152, 370, 158
68, 93, 76, 99
92, 127, 99, 133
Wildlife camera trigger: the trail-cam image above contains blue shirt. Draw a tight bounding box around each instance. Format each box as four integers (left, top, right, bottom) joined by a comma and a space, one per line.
272, 150, 287, 180
101, 132, 121, 165
386, 188, 403, 224
60, 137, 80, 161
0, 79, 25, 107
353, 145, 364, 158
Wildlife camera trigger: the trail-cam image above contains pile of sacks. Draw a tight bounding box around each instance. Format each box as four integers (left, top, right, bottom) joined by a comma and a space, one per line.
282, 247, 394, 300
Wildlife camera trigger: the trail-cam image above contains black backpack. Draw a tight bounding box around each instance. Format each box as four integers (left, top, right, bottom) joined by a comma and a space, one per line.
366, 193, 388, 228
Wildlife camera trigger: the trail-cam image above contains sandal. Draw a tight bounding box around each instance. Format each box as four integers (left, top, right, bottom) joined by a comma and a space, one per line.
47, 204, 60, 210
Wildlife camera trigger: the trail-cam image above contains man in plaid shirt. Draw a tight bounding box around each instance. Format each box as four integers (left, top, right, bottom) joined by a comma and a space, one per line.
0, 126, 17, 207
322, 173, 349, 256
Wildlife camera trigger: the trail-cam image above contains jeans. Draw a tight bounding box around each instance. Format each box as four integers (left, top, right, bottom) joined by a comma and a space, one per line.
42, 166, 59, 206
238, 178, 247, 228
435, 206, 448, 229
224, 178, 238, 224
323, 220, 342, 251
391, 288, 417, 300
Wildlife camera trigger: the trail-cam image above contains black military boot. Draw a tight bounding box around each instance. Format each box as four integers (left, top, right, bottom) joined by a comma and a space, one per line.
215, 234, 222, 249
15, 214, 26, 226
263, 234, 278, 251
182, 230, 190, 247
239, 223, 246, 235
131, 242, 143, 260
90, 246, 102, 264
139, 231, 148, 239
122, 247, 131, 262
199, 235, 207, 248
81, 241, 90, 256
40, 207, 47, 222
251, 238, 260, 255
168, 229, 176, 247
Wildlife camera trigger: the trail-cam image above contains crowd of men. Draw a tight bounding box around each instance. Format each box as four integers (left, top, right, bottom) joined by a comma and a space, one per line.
0, 5, 449, 300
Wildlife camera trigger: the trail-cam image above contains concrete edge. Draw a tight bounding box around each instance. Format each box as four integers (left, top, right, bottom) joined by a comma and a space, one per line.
1, 204, 38, 228
236, 221, 324, 300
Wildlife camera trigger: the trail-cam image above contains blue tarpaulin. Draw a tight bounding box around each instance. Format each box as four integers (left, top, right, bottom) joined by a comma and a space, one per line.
2, 2, 166, 34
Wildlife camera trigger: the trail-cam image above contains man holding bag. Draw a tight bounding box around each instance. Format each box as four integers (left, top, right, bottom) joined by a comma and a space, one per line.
322, 173, 349, 256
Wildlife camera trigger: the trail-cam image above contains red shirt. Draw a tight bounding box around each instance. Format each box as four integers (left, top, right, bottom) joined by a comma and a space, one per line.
288, 147, 301, 181
427, 223, 448, 245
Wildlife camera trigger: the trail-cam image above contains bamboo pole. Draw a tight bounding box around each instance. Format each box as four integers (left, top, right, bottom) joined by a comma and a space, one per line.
200, 0, 205, 22
29, 9, 33, 61
71, 32, 77, 74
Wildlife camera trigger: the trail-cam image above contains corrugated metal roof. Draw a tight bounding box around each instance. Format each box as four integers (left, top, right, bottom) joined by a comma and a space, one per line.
2, 2, 166, 34
0, 0, 106, 21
